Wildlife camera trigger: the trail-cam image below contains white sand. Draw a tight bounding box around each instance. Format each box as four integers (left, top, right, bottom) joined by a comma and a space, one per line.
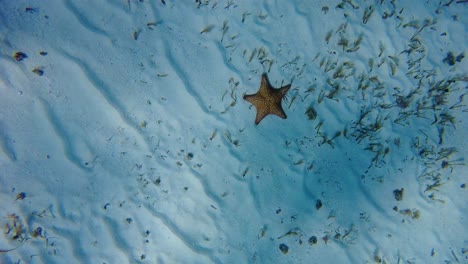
0, 0, 467, 263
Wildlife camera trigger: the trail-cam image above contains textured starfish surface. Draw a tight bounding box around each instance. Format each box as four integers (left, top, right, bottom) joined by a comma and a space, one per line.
243, 73, 291, 125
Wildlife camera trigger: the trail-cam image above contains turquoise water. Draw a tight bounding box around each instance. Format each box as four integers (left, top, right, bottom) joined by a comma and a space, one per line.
0, 1, 467, 263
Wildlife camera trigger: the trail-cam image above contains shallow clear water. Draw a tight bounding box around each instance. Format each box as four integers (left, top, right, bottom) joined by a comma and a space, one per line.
0, 1, 467, 263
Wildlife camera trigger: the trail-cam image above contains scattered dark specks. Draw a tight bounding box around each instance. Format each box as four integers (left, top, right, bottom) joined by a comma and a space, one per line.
32, 67, 44, 76
279, 243, 289, 254
186, 152, 194, 160
315, 199, 322, 210
308, 236, 318, 245
276, 208, 282, 214
126, 217, 133, 224
442, 51, 465, 66
14, 52, 27, 61
393, 188, 404, 201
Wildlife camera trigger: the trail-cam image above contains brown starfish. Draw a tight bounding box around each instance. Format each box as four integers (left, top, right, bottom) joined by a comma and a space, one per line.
243, 73, 291, 125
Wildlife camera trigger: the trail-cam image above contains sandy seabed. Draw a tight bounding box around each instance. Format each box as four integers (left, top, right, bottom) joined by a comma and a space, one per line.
0, 0, 467, 263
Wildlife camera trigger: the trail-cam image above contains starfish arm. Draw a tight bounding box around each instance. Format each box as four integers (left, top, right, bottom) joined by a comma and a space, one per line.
278, 84, 291, 97
243, 93, 255, 103
255, 108, 269, 125
243, 94, 264, 109
244, 74, 292, 125
271, 104, 287, 119
243, 94, 256, 104
261, 73, 271, 88
258, 74, 272, 96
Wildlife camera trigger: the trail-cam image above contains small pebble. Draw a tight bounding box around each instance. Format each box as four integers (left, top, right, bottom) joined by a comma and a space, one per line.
308, 236, 318, 245
32, 227, 43, 237
15, 192, 26, 200
393, 188, 404, 201
154, 177, 161, 185
32, 67, 44, 76
315, 199, 322, 210
14, 51, 27, 61
186, 152, 194, 160
279, 243, 288, 254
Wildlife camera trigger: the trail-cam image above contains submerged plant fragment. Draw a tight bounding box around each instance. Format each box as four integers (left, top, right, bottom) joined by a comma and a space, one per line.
362, 5, 375, 24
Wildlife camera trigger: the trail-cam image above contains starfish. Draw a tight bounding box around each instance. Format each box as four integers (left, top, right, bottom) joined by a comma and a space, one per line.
243, 73, 291, 125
